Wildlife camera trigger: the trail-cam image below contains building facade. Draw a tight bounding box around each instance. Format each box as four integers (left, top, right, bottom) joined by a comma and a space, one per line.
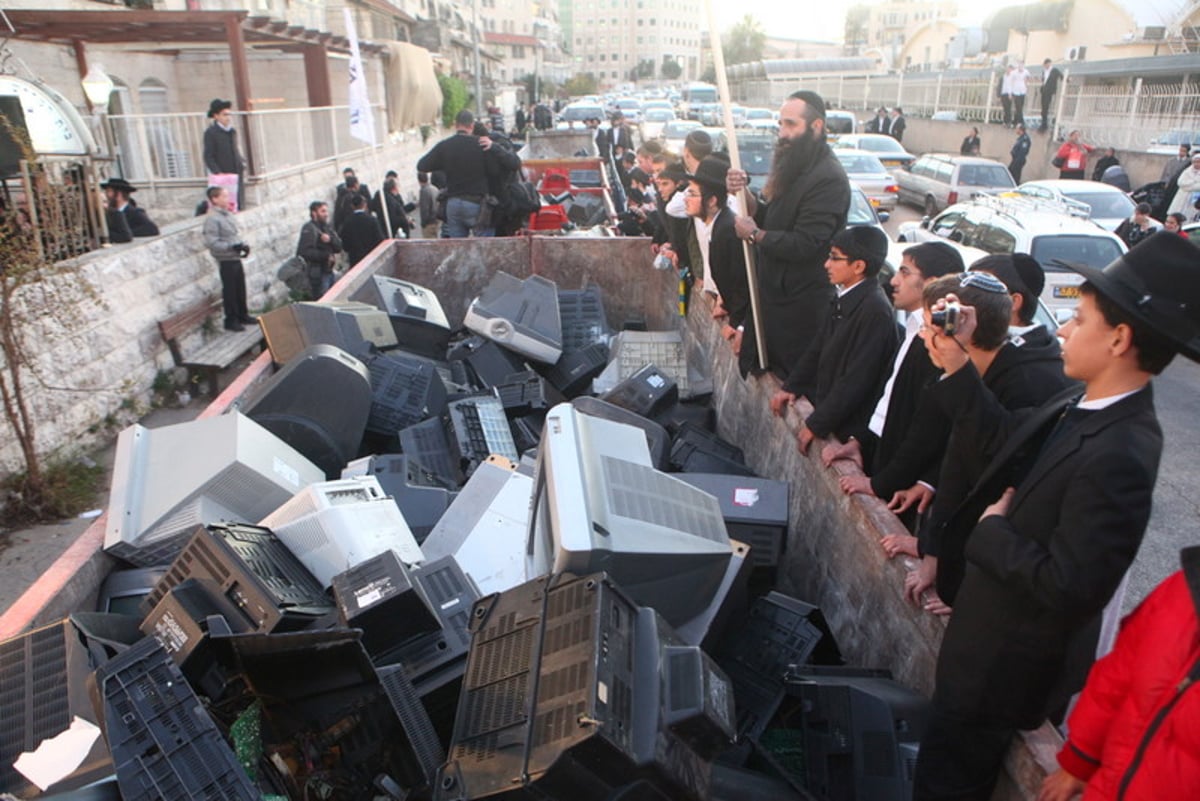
560, 0, 702, 88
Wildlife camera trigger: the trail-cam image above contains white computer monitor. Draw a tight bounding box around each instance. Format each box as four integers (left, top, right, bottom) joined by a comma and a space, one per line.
259, 475, 424, 588
105, 412, 325, 567
527, 403, 732, 626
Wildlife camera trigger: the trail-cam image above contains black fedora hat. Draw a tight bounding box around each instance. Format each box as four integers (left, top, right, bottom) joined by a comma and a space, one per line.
686, 155, 729, 192
207, 98, 232, 118
1057, 232, 1200, 362
100, 177, 137, 194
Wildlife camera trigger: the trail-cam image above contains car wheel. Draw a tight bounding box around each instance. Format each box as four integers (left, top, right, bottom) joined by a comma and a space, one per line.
924, 196, 938, 217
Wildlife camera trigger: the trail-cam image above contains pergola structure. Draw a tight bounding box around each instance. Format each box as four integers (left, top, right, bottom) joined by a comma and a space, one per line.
1, 8, 389, 174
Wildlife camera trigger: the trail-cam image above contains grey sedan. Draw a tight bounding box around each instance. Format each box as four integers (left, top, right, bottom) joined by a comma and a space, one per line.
834, 149, 898, 212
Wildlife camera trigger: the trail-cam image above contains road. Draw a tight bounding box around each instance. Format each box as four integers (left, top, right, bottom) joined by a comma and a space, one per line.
883, 202, 1200, 613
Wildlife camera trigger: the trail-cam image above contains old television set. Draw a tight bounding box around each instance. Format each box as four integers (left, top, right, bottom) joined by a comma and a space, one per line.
259, 476, 424, 588
349, 275, 452, 360
259, 301, 398, 364
463, 272, 563, 364
104, 413, 324, 567
527, 403, 732, 627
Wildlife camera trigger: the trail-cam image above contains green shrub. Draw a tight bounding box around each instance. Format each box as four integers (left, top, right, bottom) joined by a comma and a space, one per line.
438, 73, 470, 129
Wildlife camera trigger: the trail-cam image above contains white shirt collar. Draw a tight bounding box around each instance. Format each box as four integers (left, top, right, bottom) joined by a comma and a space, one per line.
1078, 385, 1145, 411
836, 278, 865, 298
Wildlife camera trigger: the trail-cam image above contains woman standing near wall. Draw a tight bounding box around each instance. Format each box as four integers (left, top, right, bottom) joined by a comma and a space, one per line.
1052, 130, 1094, 179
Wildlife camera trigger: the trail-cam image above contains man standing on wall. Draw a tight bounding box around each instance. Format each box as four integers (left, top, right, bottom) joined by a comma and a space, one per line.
202, 186, 254, 332
726, 90, 850, 378
1039, 58, 1062, 133
202, 99, 246, 211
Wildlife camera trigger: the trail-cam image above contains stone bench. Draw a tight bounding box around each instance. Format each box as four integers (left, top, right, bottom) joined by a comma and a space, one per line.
158, 295, 264, 397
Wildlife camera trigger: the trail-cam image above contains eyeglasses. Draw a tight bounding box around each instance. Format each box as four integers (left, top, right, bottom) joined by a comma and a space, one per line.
684, 191, 702, 199
826, 253, 851, 262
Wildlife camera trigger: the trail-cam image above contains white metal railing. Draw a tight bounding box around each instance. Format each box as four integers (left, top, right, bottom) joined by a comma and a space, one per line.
104, 104, 387, 185
730, 71, 1200, 152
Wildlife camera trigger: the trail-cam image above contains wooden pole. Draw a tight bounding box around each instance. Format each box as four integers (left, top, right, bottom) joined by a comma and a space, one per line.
703, 0, 767, 371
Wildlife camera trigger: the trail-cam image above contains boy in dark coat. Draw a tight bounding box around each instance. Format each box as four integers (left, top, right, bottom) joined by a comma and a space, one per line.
776, 225, 900, 454
910, 233, 1200, 800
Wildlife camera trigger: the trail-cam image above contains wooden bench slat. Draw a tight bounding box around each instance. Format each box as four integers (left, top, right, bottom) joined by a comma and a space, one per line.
183, 329, 264, 370
159, 294, 263, 397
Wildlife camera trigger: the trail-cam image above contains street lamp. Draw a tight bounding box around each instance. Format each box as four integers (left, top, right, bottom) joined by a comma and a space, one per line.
81, 64, 114, 110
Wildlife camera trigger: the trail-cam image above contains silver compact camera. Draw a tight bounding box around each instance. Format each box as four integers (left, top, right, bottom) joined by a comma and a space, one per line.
930, 301, 961, 335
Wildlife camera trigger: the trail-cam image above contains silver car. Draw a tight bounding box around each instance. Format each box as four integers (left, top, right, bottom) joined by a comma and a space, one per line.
896, 153, 1016, 216
834, 149, 898, 212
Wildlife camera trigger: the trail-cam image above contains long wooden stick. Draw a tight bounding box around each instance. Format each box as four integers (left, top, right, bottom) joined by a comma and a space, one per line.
702, 2, 767, 371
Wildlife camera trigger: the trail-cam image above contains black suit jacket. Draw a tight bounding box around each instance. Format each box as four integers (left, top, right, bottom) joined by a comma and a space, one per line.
867, 335, 945, 497
929, 368, 1161, 728
707, 207, 750, 330
340, 211, 385, 265
783, 279, 899, 442
888, 115, 906, 142
123, 205, 159, 238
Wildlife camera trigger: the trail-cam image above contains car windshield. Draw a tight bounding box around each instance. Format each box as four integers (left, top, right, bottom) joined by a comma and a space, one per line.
1063, 191, 1135, 219
827, 115, 855, 135
957, 165, 1015, 187
563, 106, 603, 122
664, 121, 701, 136
856, 136, 905, 154
1031, 235, 1124, 273
616, 100, 640, 110
738, 135, 775, 175
644, 109, 674, 121
837, 153, 886, 174
847, 187, 878, 225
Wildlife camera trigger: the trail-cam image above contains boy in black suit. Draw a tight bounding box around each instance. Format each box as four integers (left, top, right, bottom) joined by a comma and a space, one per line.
911, 233, 1200, 800
775, 225, 900, 454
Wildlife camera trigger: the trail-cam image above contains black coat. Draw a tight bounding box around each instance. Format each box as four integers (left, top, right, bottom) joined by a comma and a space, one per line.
749, 145, 850, 375
921, 329, 1078, 603
708, 207, 750, 330
339, 211, 385, 265
888, 115, 906, 142
122, 204, 159, 238
927, 368, 1161, 729
202, 123, 243, 175
867, 333, 945, 498
782, 279, 899, 442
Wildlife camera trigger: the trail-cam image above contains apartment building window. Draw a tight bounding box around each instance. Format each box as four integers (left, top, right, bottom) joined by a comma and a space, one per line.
612, 53, 618, 61
514, 45, 525, 58
600, 54, 606, 60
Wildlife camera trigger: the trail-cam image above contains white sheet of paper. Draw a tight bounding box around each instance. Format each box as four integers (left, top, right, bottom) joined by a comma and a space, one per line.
13, 716, 102, 791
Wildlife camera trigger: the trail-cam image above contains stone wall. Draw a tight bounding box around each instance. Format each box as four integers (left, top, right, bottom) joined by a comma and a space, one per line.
0, 133, 431, 474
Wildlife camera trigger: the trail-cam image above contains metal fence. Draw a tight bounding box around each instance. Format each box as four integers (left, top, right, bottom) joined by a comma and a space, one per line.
104, 104, 388, 186
731, 71, 1200, 151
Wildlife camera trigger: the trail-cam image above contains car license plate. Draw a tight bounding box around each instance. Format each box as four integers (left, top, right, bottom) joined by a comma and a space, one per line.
869, 197, 880, 206
1053, 285, 1082, 299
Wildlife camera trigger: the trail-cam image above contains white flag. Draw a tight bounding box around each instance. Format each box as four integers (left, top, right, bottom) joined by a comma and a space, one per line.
344, 8, 376, 146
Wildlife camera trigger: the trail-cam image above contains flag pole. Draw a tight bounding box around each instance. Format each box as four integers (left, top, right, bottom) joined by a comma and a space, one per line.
702, 2, 767, 371
344, 9, 392, 238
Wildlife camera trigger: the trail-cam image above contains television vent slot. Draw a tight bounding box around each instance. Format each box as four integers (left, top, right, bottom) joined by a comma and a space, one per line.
666, 648, 700, 713
461, 674, 528, 737
532, 700, 587, 746
537, 660, 589, 703
542, 614, 592, 656
467, 626, 535, 687
601, 456, 726, 543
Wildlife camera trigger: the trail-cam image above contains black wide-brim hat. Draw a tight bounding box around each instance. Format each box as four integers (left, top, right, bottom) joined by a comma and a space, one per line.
1056, 232, 1200, 362
100, 177, 136, 193
687, 155, 729, 192
207, 98, 233, 118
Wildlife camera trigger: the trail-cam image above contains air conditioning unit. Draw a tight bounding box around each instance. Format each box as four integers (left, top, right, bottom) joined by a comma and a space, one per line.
1142, 26, 1166, 41
1065, 45, 1087, 61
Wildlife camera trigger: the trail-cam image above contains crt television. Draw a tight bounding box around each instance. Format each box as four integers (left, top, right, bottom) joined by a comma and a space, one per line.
527, 403, 731, 626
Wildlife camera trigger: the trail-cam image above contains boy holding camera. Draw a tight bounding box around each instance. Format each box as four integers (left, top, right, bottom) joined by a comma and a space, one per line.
202, 185, 254, 332
909, 233, 1200, 800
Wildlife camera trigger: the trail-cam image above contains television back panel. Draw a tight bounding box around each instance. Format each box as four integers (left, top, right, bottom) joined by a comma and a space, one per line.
570, 396, 670, 471
259, 476, 424, 587
260, 301, 397, 365
448, 396, 520, 471
600, 363, 679, 419
784, 668, 929, 801
675, 474, 789, 568
451, 336, 532, 390
436, 573, 729, 801
140, 578, 251, 679
342, 453, 457, 542
538, 341, 609, 398
95, 637, 259, 801
104, 413, 324, 567
366, 351, 449, 434
140, 523, 333, 632
239, 343, 371, 479
558, 284, 611, 353
608, 331, 690, 397
421, 456, 531, 598
399, 417, 464, 488
375, 556, 478, 695
669, 423, 755, 477
350, 275, 452, 360
331, 549, 440, 654
463, 272, 563, 364
496, 371, 563, 418
0, 620, 116, 796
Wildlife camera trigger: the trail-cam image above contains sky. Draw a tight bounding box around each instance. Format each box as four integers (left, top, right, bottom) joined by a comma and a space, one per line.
709, 0, 1188, 43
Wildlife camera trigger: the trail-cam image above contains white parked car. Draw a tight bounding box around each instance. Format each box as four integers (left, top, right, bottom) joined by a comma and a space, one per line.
640, 107, 677, 141
1014, 179, 1137, 232
897, 194, 1127, 313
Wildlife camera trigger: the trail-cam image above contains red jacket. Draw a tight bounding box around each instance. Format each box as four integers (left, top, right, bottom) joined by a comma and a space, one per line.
1057, 546, 1200, 800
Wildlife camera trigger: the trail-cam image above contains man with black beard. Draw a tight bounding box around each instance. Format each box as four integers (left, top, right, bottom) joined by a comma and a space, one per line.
726, 90, 850, 378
